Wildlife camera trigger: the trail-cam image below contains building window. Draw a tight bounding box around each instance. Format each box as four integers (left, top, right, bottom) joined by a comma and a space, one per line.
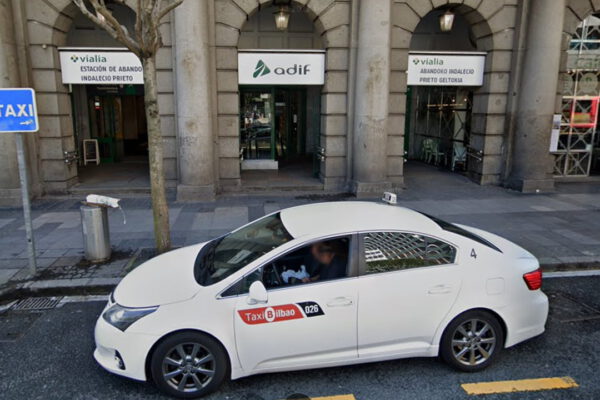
361, 232, 456, 275
557, 14, 600, 177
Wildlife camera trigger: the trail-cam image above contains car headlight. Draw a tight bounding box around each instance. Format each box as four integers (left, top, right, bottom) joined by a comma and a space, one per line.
102, 303, 158, 331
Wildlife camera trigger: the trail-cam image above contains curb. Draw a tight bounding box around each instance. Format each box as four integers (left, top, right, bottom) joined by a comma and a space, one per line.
0, 282, 116, 304
540, 261, 600, 272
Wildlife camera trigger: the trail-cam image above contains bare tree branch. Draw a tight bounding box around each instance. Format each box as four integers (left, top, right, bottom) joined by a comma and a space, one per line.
135, 0, 143, 46
158, 0, 183, 22
91, 0, 141, 52
72, 0, 141, 55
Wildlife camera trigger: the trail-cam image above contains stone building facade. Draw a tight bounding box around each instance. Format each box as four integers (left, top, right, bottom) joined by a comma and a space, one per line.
0, 0, 599, 205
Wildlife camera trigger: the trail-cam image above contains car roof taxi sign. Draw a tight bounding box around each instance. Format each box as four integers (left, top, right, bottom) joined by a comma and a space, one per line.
382, 192, 397, 205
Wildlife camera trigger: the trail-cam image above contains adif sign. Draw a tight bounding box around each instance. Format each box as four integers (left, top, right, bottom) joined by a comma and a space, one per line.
408, 52, 486, 86
238, 52, 325, 85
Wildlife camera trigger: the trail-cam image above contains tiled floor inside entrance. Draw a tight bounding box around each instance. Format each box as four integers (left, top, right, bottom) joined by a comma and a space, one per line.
240, 161, 322, 191
73, 159, 150, 190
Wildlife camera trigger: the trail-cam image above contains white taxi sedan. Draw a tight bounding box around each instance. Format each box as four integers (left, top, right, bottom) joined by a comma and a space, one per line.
94, 201, 548, 398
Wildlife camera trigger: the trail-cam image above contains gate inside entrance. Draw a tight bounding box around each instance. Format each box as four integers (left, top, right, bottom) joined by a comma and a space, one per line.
406, 86, 473, 172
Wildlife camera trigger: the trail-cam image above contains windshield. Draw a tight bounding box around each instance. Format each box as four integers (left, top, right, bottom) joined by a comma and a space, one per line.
194, 213, 293, 286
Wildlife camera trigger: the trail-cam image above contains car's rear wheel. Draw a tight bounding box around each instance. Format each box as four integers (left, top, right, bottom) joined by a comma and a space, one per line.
150, 332, 228, 399
440, 310, 503, 372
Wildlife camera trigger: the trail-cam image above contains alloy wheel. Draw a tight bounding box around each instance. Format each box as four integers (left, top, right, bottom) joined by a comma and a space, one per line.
161, 342, 216, 393
450, 318, 497, 366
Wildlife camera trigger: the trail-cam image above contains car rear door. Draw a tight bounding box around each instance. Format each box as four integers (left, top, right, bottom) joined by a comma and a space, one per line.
232, 235, 359, 374
356, 231, 462, 359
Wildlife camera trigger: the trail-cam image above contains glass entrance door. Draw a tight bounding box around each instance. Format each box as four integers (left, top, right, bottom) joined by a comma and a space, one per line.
274, 88, 305, 165
240, 90, 274, 160
240, 87, 310, 168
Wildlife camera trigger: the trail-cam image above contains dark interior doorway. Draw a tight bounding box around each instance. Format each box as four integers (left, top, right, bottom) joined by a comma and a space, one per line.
87, 85, 147, 164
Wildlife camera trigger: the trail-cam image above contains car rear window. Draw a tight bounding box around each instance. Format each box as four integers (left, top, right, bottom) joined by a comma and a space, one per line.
420, 213, 502, 253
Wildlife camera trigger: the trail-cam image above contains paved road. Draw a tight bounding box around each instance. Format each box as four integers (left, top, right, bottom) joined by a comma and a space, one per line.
1, 276, 599, 400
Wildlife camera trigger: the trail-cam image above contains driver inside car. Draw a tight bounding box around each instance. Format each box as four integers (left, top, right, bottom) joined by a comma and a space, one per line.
301, 241, 347, 283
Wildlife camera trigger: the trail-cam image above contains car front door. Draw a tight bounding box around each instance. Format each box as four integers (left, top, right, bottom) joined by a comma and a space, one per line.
356, 231, 462, 359
231, 235, 359, 374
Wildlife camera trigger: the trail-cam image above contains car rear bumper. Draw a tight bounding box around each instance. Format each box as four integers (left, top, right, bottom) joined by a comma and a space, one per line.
94, 311, 159, 381
504, 290, 549, 347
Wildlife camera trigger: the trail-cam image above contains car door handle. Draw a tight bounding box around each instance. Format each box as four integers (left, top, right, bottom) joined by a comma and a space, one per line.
326, 297, 353, 307
428, 285, 452, 295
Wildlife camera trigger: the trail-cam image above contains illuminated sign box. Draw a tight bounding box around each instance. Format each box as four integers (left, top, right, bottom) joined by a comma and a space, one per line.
59, 48, 143, 85
238, 51, 325, 85
408, 52, 486, 86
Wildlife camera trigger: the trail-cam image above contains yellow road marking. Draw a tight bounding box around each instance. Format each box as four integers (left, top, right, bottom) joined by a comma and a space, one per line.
461, 376, 578, 395
280, 395, 356, 400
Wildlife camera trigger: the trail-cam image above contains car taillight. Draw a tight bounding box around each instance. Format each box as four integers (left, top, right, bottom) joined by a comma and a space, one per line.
523, 268, 542, 290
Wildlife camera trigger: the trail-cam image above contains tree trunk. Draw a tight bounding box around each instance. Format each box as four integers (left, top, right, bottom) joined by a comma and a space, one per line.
142, 55, 171, 253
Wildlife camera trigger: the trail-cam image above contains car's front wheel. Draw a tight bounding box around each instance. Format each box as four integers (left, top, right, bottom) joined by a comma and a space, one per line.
440, 310, 504, 372
150, 332, 228, 399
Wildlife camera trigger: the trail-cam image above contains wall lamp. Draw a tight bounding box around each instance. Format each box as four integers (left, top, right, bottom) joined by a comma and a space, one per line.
440, 9, 455, 32
274, 6, 291, 30
273, 0, 292, 31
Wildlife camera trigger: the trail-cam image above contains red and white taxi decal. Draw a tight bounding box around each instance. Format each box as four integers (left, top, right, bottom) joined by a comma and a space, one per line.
238, 301, 324, 325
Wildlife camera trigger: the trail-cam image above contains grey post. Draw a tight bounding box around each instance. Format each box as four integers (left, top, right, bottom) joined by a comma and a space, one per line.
351, 0, 392, 195
174, 0, 216, 201
507, 0, 565, 192
15, 132, 36, 275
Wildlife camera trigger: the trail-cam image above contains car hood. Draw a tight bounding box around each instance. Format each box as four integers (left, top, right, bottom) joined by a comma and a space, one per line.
113, 243, 205, 308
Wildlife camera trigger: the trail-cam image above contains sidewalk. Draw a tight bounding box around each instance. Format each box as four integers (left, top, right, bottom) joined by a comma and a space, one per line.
1, 163, 600, 297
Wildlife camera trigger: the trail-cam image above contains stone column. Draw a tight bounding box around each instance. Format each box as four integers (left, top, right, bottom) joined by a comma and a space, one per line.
174, 0, 216, 201
0, 0, 22, 205
351, 0, 392, 195
507, 0, 565, 192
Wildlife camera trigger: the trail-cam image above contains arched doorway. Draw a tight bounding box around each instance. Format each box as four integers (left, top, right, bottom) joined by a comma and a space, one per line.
405, 9, 480, 177
391, 1, 514, 187
65, 3, 149, 188
237, 4, 324, 187
21, 0, 175, 195
214, 0, 351, 192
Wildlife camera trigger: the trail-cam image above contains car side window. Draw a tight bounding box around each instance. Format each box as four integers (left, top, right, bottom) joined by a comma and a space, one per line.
220, 236, 352, 297
361, 231, 456, 275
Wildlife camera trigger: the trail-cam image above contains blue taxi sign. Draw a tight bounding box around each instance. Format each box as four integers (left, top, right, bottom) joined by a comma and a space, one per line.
0, 88, 39, 133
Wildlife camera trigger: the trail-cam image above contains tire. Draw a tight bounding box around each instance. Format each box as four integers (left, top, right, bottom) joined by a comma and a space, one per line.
150, 332, 228, 399
440, 310, 504, 372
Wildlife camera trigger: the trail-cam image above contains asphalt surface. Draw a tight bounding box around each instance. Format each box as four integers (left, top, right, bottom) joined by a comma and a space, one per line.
1, 276, 599, 400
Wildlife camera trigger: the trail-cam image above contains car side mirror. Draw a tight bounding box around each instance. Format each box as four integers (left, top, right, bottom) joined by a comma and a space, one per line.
247, 281, 268, 305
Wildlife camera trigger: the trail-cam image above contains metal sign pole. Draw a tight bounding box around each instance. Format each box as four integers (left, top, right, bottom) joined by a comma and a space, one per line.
15, 132, 37, 276
1, 88, 39, 276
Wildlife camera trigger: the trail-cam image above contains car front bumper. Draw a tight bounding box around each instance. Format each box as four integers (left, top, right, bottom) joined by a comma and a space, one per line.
93, 309, 160, 381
